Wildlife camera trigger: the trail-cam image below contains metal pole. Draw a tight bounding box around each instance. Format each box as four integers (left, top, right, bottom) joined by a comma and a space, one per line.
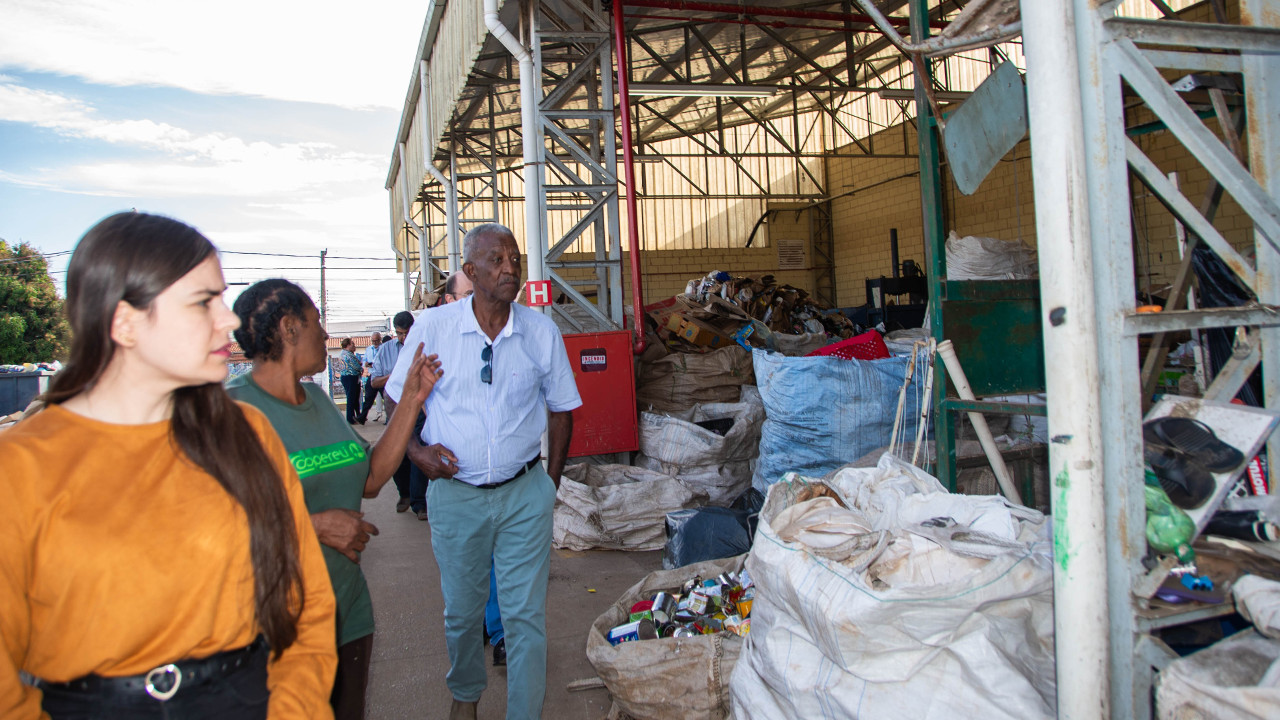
1021, 0, 1111, 716
420, 59, 462, 275
613, 1, 648, 354
483, 0, 544, 295
910, 0, 951, 486
1241, 0, 1280, 494
319, 248, 328, 330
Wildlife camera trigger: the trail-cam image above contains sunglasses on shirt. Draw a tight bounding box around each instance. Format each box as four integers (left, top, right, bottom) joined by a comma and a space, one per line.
481, 343, 493, 385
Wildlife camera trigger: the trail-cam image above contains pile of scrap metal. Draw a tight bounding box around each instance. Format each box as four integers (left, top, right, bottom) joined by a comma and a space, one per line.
647, 271, 855, 354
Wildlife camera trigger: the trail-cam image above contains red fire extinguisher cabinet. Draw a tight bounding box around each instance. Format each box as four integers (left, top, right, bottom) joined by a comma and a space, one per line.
562, 330, 638, 458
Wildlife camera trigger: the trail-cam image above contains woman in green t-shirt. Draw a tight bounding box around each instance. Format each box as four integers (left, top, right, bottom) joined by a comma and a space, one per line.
226, 279, 440, 720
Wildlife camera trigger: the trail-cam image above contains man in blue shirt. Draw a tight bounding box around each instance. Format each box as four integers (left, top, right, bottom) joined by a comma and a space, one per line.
387, 224, 580, 720
372, 312, 415, 513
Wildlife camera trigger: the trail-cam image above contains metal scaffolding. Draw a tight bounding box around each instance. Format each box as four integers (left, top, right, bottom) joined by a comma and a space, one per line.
1023, 0, 1280, 716
386, 0, 1013, 325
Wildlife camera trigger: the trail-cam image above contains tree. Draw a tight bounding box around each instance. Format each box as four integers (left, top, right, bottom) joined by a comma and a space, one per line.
0, 239, 69, 364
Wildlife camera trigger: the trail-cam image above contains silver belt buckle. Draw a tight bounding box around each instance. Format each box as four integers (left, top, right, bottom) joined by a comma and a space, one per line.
144, 664, 182, 701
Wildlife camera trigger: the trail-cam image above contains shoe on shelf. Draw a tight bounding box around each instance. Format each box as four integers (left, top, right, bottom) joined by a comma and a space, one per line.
416, 510, 429, 521
395, 498, 411, 513
492, 639, 506, 667
1144, 417, 1244, 473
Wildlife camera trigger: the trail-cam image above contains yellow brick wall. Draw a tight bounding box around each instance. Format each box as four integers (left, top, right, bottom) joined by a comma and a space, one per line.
554, 246, 817, 308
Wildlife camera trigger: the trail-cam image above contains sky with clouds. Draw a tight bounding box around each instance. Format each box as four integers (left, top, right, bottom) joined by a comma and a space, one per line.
0, 0, 428, 326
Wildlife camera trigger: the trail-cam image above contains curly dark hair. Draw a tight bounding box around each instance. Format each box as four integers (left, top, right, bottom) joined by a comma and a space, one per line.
232, 279, 315, 361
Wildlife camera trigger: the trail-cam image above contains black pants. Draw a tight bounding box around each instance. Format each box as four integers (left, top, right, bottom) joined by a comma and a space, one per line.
358, 382, 381, 422
340, 375, 362, 423
40, 646, 269, 720
330, 634, 373, 720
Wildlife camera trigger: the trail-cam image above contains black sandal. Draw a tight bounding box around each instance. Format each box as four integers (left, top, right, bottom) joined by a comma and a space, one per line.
1143, 445, 1215, 510
1144, 417, 1244, 473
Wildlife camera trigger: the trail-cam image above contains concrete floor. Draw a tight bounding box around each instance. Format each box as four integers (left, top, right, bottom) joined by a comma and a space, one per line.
351, 419, 663, 720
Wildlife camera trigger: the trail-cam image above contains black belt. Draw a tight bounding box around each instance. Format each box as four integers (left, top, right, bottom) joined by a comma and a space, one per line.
471, 456, 542, 490
37, 636, 267, 702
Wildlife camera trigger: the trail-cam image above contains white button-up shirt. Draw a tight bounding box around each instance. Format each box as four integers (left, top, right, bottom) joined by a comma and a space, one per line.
385, 297, 582, 486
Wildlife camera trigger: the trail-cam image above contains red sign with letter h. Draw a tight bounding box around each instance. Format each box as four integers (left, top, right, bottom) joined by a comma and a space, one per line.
526, 279, 552, 306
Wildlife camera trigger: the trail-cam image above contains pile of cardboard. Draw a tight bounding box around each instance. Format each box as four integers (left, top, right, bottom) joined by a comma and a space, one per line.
647, 272, 855, 353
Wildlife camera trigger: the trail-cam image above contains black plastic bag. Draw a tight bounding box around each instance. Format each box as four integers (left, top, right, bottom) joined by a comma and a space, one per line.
1192, 245, 1262, 406
662, 488, 764, 569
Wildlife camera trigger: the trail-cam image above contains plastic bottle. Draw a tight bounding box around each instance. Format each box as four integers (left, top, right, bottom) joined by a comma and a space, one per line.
1144, 483, 1196, 562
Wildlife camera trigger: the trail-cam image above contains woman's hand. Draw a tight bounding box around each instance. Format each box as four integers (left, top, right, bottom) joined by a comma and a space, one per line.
311, 508, 379, 563
401, 343, 443, 407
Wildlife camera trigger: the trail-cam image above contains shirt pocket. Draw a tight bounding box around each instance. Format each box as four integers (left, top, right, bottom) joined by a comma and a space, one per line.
504, 366, 544, 408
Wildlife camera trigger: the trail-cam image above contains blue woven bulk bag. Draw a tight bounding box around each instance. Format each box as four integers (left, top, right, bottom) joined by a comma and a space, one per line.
751, 348, 925, 491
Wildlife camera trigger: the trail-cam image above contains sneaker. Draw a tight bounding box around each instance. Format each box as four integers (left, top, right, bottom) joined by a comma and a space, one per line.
395, 498, 411, 513
492, 639, 506, 667
416, 510, 429, 521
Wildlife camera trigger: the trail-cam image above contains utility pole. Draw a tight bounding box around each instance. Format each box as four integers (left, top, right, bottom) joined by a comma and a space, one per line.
319, 249, 328, 330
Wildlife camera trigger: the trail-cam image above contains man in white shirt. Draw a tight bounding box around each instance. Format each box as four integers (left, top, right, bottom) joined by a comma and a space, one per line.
357, 331, 383, 423
387, 224, 580, 720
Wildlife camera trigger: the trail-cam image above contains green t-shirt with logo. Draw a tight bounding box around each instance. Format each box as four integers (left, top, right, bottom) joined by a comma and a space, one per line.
226, 373, 374, 646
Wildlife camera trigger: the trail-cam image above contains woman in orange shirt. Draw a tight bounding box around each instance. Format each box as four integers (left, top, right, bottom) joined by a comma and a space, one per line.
0, 212, 338, 719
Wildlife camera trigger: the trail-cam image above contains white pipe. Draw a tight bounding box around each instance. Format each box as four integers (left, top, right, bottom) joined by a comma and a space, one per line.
484, 0, 544, 291
419, 59, 461, 274
936, 340, 1023, 505
1022, 0, 1112, 714
395, 148, 422, 309
400, 142, 431, 289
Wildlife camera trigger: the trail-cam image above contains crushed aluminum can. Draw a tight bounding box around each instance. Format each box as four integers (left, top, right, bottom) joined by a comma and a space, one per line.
738, 598, 753, 617
725, 616, 751, 637
651, 592, 677, 624
673, 625, 698, 638
629, 610, 654, 623
607, 619, 657, 645
688, 591, 711, 615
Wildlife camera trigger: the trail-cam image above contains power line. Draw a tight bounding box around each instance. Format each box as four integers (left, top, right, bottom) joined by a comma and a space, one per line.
221, 266, 398, 271
0, 251, 72, 266
221, 250, 395, 261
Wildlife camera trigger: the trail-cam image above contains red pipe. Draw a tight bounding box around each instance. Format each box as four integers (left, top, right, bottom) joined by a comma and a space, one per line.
614, 2, 648, 355
621, 0, 947, 30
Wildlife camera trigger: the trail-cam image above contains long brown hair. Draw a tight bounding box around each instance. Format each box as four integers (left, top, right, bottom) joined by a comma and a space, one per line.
44, 212, 304, 657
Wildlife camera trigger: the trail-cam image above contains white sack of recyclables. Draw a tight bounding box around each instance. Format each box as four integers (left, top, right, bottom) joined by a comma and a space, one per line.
552, 464, 707, 552
1235, 574, 1280, 640
1156, 629, 1280, 720
944, 230, 1038, 280
731, 453, 1056, 720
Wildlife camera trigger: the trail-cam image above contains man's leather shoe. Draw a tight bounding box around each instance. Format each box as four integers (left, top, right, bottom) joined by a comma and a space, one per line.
449, 699, 478, 720
492, 638, 506, 667
395, 498, 411, 513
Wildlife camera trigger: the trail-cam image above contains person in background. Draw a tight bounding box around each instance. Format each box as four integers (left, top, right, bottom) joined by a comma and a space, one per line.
357, 332, 383, 424
0, 212, 337, 719
388, 224, 580, 720
226, 279, 441, 720
370, 312, 418, 515
338, 338, 363, 425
